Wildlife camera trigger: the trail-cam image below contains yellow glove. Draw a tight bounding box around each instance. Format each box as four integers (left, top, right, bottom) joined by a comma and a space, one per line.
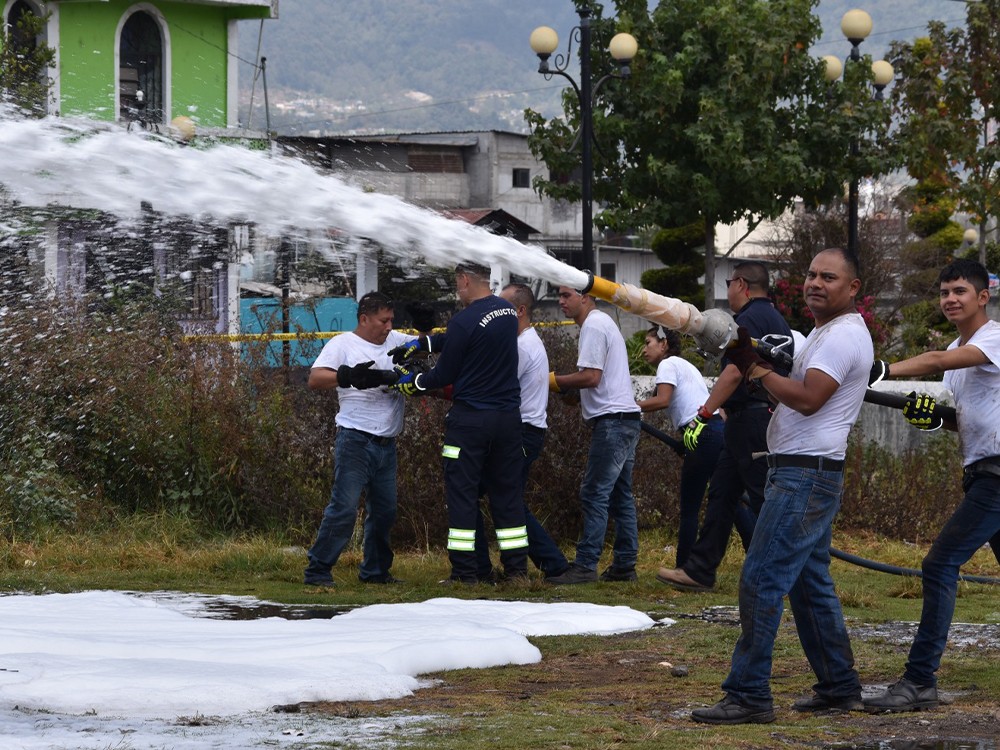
549, 371, 561, 393
903, 391, 943, 431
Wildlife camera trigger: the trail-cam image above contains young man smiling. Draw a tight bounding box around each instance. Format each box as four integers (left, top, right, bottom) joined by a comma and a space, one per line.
691, 248, 872, 724
864, 258, 1000, 712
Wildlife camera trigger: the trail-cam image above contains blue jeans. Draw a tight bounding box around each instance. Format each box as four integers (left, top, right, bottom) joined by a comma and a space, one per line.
904, 472, 1000, 687
722, 466, 860, 708
304, 428, 398, 584
574, 416, 641, 571
475, 425, 569, 578
676, 416, 724, 568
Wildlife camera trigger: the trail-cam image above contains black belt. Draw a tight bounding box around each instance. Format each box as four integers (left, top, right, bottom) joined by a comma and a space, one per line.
728, 401, 771, 414
766, 453, 844, 472
593, 411, 641, 422
964, 456, 1000, 478
522, 423, 546, 434
340, 427, 395, 447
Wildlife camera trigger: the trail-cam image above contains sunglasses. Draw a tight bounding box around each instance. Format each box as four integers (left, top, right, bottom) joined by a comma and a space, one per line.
725, 277, 746, 288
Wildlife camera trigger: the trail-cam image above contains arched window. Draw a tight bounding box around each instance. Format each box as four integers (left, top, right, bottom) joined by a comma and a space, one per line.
119, 10, 163, 125
3, 0, 50, 115
5, 1, 39, 51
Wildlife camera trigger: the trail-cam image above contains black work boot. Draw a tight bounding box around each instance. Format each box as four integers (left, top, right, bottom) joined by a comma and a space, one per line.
544, 562, 597, 585
863, 678, 939, 713
792, 693, 863, 712
691, 696, 775, 725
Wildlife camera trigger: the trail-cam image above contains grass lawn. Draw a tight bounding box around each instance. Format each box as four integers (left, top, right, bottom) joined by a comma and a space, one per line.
3, 520, 1000, 749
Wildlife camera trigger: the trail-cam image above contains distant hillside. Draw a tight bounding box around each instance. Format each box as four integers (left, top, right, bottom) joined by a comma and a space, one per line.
235, 0, 965, 135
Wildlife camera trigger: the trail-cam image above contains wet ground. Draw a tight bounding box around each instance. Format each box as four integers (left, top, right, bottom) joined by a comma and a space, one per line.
105, 595, 999, 750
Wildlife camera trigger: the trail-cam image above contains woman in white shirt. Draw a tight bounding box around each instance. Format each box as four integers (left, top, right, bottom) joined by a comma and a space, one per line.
636, 327, 723, 568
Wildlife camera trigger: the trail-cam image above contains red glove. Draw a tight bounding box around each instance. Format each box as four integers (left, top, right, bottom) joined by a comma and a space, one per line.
727, 327, 774, 384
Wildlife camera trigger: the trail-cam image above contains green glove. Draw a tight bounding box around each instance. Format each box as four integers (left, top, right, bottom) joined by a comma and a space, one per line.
683, 416, 708, 451
903, 391, 943, 431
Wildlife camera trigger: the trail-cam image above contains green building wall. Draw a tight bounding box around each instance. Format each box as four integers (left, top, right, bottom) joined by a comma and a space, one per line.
56, 1, 266, 127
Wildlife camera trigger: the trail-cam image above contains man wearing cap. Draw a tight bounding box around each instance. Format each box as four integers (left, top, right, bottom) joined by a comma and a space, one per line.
546, 285, 641, 584
393, 262, 529, 584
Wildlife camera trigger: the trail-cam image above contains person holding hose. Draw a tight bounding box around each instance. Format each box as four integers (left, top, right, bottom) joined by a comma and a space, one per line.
303, 291, 411, 588
391, 262, 529, 585
864, 258, 1000, 713
692, 247, 871, 724
636, 326, 723, 569
658, 260, 792, 592
546, 285, 641, 585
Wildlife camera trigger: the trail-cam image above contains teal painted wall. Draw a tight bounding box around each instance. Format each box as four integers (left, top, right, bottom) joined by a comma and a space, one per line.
56, 1, 260, 126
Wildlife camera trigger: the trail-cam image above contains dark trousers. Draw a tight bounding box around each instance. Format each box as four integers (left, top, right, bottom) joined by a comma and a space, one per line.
683, 406, 771, 588
475, 424, 569, 579
676, 415, 725, 568
443, 403, 528, 580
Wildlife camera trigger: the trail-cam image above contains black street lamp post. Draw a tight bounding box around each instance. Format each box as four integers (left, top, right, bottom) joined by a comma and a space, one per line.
530, 10, 637, 274
823, 9, 894, 259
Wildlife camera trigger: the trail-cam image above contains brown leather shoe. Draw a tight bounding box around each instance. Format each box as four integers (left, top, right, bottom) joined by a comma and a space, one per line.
656, 566, 713, 592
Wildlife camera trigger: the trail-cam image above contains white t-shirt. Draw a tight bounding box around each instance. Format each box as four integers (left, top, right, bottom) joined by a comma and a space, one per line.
311, 329, 410, 437
943, 319, 1000, 466
767, 312, 873, 460
577, 309, 642, 422
518, 326, 549, 429
654, 355, 711, 431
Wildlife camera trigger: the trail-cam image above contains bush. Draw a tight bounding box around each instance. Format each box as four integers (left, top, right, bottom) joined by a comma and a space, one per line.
840, 432, 963, 540
0, 296, 973, 551
0, 299, 329, 538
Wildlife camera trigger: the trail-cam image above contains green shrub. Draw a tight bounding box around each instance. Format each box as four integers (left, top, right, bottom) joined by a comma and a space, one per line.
0, 296, 975, 552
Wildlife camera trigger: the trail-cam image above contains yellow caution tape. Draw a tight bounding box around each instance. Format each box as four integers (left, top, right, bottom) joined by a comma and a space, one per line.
183, 320, 573, 343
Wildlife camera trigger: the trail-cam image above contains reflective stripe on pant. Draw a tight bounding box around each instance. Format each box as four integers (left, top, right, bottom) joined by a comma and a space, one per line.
496, 525, 528, 550
442, 403, 527, 580
448, 528, 476, 552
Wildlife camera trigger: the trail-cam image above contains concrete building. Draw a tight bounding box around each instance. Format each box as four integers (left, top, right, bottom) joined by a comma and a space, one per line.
277, 130, 667, 299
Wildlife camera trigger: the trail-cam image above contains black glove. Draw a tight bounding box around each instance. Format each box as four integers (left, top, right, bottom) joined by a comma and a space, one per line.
337, 361, 399, 390
388, 336, 431, 365
869, 360, 890, 387
727, 327, 774, 383
407, 302, 436, 333
903, 391, 943, 431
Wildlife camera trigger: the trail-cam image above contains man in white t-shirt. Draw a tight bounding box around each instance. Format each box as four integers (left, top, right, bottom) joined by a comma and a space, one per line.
865, 258, 1000, 713
692, 248, 872, 725
547, 286, 641, 585
303, 292, 411, 588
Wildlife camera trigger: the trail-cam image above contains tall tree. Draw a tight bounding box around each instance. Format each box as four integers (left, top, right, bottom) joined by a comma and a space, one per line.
526, 0, 897, 309
888, 2, 1000, 267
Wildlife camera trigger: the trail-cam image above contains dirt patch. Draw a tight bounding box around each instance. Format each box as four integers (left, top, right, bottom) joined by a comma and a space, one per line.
304, 623, 1000, 750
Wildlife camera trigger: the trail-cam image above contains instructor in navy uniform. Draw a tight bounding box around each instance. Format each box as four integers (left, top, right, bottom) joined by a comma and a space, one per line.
393, 262, 529, 584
